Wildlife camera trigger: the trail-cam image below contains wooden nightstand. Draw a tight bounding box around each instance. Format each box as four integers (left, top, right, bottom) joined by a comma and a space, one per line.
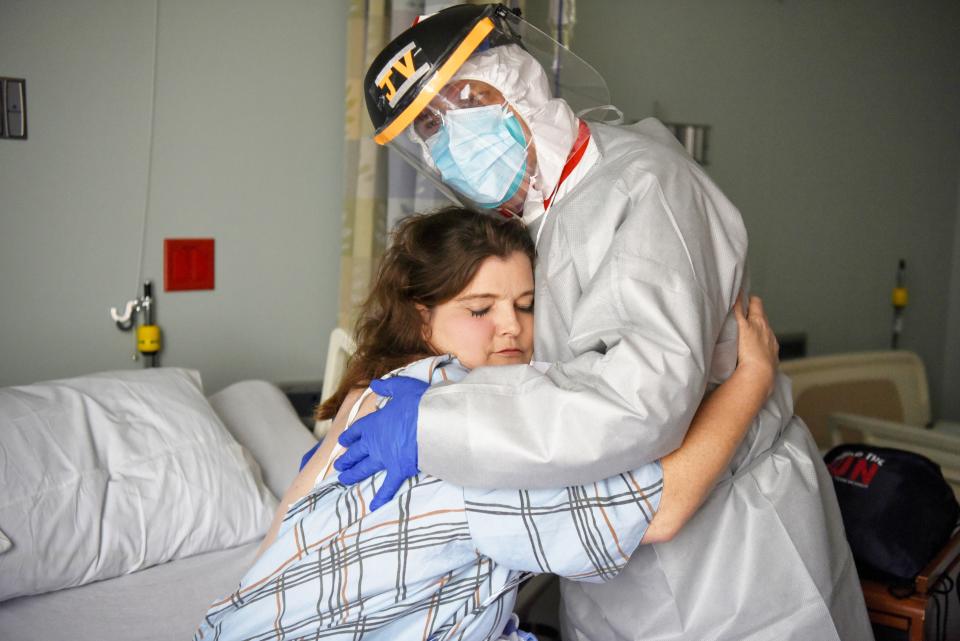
862, 530, 960, 641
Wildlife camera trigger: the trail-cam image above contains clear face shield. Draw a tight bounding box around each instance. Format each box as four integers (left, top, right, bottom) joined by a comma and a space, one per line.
370, 6, 610, 219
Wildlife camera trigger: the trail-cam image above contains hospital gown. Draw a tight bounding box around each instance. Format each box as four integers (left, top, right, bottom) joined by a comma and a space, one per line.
416, 119, 874, 640
195, 355, 663, 641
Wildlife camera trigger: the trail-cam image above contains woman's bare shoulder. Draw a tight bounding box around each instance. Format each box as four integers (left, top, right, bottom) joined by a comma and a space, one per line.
329, 386, 380, 441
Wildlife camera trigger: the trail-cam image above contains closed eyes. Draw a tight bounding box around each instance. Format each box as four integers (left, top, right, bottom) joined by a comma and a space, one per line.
468, 301, 533, 318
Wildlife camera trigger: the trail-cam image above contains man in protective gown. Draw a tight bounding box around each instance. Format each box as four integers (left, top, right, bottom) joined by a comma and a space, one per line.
340, 4, 874, 640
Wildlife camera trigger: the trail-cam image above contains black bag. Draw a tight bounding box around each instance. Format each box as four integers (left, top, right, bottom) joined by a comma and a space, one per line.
824, 444, 959, 582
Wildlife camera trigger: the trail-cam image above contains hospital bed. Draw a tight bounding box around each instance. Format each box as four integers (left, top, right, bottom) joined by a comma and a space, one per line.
779, 350, 935, 450
781, 349, 959, 444
313, 326, 356, 439
0, 369, 318, 641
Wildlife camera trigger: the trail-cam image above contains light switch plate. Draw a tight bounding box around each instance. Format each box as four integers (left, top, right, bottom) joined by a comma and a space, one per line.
1, 77, 27, 140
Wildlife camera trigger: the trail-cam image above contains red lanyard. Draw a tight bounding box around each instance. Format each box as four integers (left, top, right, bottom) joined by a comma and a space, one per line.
543, 120, 591, 211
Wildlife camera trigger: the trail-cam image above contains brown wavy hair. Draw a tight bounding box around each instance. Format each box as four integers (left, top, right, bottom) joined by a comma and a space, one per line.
316, 207, 535, 420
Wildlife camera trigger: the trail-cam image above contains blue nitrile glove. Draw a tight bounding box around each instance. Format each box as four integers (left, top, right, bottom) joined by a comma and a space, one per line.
299, 442, 321, 471
335, 376, 428, 511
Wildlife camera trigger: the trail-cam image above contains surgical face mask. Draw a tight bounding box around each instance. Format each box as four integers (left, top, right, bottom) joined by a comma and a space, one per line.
425, 105, 528, 209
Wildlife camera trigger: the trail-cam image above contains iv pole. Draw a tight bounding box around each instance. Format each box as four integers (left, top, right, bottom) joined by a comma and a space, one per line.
891, 259, 908, 349
109, 0, 162, 367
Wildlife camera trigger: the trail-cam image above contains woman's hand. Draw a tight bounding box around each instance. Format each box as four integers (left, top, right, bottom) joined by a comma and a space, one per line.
643, 294, 781, 544
734, 294, 779, 398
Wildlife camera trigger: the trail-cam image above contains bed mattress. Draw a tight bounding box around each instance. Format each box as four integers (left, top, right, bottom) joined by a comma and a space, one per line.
0, 541, 257, 640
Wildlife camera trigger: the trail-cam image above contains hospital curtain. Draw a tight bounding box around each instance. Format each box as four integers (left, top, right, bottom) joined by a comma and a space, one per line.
337, 0, 391, 330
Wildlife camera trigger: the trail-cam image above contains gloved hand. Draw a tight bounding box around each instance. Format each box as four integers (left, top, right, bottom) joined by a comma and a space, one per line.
335, 376, 428, 511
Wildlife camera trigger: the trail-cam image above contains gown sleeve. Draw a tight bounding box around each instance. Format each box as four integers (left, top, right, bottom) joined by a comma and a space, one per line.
418, 160, 746, 489
463, 461, 663, 581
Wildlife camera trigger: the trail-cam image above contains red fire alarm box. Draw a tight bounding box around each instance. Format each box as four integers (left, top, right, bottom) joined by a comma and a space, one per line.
164, 238, 215, 291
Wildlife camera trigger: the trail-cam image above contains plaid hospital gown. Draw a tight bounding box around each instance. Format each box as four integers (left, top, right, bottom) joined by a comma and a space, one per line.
195, 355, 663, 641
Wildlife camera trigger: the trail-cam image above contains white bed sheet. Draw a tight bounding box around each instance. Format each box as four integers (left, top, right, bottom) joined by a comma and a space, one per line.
0, 541, 258, 641
0, 377, 318, 640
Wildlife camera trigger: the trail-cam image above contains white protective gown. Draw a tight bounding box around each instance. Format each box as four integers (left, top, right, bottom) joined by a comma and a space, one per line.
417, 119, 874, 640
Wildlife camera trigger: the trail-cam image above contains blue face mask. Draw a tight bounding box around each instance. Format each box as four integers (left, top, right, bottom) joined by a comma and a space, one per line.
426, 105, 528, 209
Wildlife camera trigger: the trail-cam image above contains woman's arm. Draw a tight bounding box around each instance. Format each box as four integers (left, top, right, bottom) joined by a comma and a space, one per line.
641, 295, 778, 544
252, 387, 372, 560
463, 296, 778, 580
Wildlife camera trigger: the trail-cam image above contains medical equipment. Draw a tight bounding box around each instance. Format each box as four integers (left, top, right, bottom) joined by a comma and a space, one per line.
110, 280, 161, 367
891, 259, 908, 349
105, 0, 161, 368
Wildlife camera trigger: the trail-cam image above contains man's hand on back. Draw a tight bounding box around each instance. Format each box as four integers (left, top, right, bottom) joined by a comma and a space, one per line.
335, 376, 428, 511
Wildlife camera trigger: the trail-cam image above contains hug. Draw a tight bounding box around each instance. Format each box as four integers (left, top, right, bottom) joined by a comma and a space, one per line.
196, 5, 872, 640
14, 2, 949, 640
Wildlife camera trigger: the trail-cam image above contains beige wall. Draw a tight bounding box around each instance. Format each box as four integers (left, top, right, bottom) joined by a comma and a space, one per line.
0, 0, 348, 393
942, 172, 960, 419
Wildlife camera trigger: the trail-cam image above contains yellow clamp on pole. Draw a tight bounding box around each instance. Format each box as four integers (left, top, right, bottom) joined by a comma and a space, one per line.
137, 324, 162, 354
892, 258, 908, 309
890, 259, 907, 349
891, 287, 908, 309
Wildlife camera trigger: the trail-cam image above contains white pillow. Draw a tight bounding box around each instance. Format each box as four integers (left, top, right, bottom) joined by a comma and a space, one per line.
208, 380, 318, 500
0, 368, 277, 602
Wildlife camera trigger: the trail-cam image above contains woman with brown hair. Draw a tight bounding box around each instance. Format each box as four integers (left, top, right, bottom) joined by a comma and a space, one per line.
197, 207, 779, 641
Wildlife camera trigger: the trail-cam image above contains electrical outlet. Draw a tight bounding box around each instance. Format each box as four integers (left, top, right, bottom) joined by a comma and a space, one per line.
1, 78, 27, 140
